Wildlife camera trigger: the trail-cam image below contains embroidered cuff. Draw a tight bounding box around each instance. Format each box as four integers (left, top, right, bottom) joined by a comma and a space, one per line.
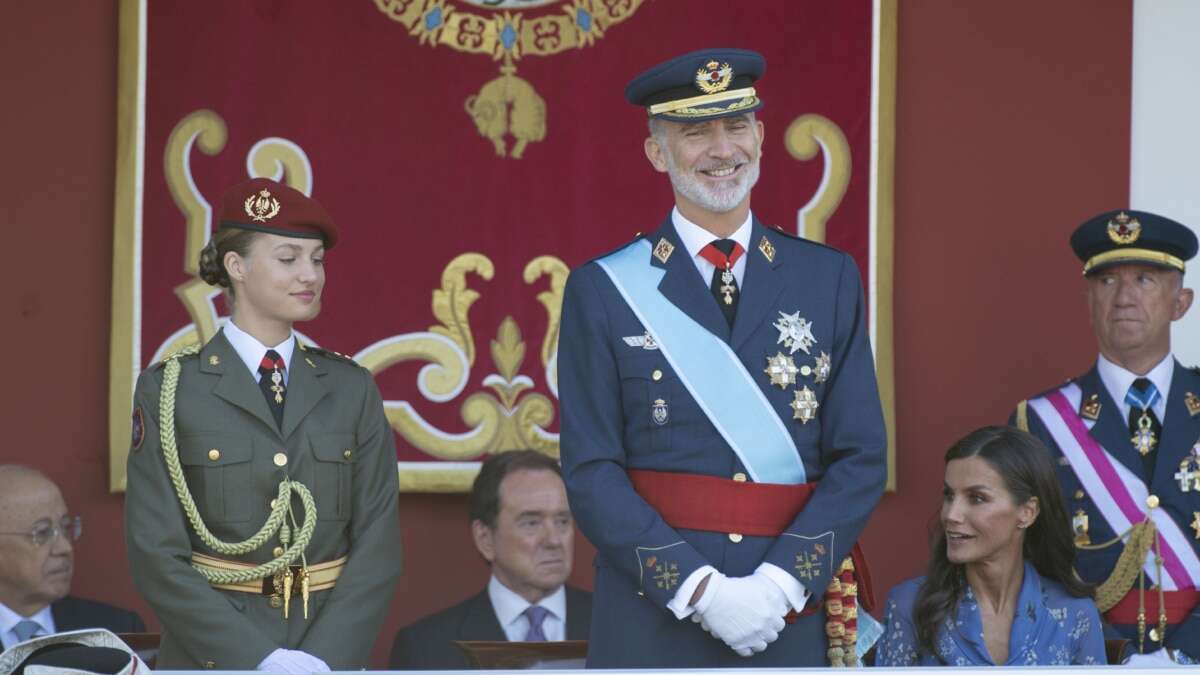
666, 565, 718, 619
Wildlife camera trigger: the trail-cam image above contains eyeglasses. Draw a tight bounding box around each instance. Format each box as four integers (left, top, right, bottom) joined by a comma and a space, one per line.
0, 515, 82, 547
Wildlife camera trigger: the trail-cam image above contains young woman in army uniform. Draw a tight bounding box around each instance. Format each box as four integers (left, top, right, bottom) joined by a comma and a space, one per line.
124, 178, 401, 672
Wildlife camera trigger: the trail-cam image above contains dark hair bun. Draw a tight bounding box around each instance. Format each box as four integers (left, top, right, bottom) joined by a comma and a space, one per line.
198, 240, 230, 287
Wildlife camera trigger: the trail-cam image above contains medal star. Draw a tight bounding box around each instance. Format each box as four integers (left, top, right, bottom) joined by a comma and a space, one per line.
773, 311, 817, 356
1192, 512, 1200, 540
814, 351, 832, 384
764, 352, 799, 389
790, 386, 819, 424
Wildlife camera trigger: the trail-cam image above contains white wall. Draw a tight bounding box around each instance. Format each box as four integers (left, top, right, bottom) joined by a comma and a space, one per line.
1131, 0, 1200, 366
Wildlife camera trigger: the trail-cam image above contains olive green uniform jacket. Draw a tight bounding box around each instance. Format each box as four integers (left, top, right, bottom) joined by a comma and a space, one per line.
125, 330, 402, 669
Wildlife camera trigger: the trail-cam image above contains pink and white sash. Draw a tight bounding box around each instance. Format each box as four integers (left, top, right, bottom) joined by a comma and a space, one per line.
1028, 382, 1200, 590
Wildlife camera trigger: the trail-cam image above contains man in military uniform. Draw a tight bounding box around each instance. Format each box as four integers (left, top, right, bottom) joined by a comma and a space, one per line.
125, 178, 402, 671
1014, 209, 1200, 665
558, 49, 887, 668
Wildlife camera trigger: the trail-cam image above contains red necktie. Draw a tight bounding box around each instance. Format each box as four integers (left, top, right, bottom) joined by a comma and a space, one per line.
258, 349, 286, 428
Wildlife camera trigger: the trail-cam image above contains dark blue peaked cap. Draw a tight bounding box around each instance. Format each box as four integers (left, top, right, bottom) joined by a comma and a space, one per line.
1070, 209, 1198, 275
625, 48, 765, 122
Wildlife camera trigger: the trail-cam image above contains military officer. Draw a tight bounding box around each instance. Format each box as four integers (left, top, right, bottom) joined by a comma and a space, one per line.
125, 178, 402, 671
558, 49, 888, 668
1013, 209, 1200, 665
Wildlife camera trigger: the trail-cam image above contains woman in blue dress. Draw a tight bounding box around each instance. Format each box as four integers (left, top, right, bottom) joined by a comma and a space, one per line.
876, 426, 1106, 666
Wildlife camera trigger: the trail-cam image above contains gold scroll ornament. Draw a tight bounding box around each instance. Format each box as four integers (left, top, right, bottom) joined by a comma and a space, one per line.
784, 113, 851, 245
374, 0, 645, 159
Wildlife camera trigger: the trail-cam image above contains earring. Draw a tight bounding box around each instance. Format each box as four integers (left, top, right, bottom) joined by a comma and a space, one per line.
1017, 522, 1027, 530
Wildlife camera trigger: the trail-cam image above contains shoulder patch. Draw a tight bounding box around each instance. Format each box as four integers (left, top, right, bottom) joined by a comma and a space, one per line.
131, 407, 145, 451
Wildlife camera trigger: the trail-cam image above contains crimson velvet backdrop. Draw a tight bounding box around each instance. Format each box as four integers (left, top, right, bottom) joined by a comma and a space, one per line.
3, 0, 1131, 668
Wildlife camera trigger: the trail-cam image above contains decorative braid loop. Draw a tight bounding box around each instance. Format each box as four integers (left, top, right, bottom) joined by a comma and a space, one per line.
824, 556, 859, 667
159, 345, 317, 585
1082, 519, 1157, 613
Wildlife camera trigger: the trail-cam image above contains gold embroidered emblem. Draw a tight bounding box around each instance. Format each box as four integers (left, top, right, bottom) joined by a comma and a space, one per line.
1186, 392, 1200, 417
653, 238, 674, 264
1080, 394, 1101, 421
758, 236, 775, 262
1107, 211, 1141, 245
653, 562, 680, 589
694, 60, 733, 94
244, 188, 281, 222
208, 355, 220, 366
305, 357, 317, 369
795, 551, 821, 581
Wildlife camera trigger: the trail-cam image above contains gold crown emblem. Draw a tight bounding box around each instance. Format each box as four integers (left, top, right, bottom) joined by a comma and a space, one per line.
1107, 211, 1141, 245
244, 188, 282, 223
695, 60, 733, 94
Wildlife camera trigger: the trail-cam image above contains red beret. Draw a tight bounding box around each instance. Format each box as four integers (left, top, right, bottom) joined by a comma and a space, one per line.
217, 177, 339, 250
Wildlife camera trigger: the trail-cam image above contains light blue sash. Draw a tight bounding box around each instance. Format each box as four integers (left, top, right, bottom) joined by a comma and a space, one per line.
596, 239, 805, 484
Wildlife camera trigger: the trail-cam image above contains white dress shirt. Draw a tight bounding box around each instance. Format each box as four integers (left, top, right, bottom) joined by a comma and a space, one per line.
0, 601, 55, 649
671, 207, 752, 288
487, 576, 566, 642
1096, 352, 1173, 423
222, 319, 296, 386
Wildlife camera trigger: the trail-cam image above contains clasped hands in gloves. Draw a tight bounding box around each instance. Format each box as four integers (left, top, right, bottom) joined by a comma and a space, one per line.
691, 570, 790, 657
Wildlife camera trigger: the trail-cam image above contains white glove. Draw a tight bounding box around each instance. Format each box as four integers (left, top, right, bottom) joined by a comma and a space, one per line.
691, 571, 788, 657
257, 648, 332, 674
1126, 649, 1181, 667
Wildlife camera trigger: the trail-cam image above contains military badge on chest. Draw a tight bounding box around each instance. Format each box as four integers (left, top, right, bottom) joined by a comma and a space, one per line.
652, 398, 669, 426
765, 311, 831, 424
1177, 444, 1200, 494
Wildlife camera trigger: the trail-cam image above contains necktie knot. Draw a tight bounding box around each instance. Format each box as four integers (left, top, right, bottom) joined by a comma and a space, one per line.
700, 239, 744, 268
1125, 378, 1160, 411
259, 349, 286, 374
523, 605, 550, 641
12, 619, 43, 642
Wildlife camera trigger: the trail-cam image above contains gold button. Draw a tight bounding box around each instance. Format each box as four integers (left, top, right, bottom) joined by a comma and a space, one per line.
1146, 494, 1160, 509
269, 596, 282, 609
652, 369, 663, 381
1074, 489, 1085, 500
203, 662, 215, 670
274, 452, 288, 467
270, 498, 278, 509
208, 449, 220, 461
729, 533, 743, 543
732, 472, 747, 482
800, 365, 812, 377
343, 449, 353, 460
273, 546, 284, 557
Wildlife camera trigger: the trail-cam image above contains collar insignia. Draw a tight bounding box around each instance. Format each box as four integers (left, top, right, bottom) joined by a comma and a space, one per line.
1186, 392, 1200, 417
1107, 211, 1141, 245
653, 238, 674, 264
208, 355, 220, 366
695, 60, 733, 94
758, 235, 775, 262
244, 188, 282, 223
1080, 393, 1101, 421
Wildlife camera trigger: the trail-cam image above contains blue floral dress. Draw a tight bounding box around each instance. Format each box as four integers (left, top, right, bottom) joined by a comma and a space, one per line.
875, 562, 1106, 666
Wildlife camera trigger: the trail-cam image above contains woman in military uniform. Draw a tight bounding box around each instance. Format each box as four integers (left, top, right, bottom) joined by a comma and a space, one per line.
124, 178, 402, 672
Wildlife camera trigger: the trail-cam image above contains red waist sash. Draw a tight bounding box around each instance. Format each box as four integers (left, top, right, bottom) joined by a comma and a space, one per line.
627, 468, 874, 613
1105, 588, 1199, 625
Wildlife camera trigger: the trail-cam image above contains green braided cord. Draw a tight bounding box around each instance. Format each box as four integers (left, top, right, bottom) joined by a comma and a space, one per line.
158, 346, 318, 585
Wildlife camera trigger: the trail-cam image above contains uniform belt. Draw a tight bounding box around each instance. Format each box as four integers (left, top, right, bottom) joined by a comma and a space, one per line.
627, 468, 875, 612
1105, 588, 1199, 625
191, 552, 347, 595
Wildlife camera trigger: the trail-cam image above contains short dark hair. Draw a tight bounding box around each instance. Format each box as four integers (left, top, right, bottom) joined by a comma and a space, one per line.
469, 450, 562, 529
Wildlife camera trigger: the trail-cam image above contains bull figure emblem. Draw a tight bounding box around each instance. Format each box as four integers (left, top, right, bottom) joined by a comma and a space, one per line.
464, 67, 546, 159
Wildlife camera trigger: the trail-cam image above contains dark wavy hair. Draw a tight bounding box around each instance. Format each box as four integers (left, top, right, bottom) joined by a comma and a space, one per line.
912, 426, 1093, 661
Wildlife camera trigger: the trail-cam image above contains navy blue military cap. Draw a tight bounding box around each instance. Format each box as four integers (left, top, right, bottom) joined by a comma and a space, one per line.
625, 48, 765, 122
1070, 209, 1198, 275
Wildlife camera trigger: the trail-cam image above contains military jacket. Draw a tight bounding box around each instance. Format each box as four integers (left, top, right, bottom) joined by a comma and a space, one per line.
125, 330, 402, 669
558, 215, 888, 667
1017, 362, 1200, 659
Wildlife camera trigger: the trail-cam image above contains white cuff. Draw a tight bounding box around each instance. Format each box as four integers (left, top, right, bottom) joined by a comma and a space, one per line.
756, 562, 809, 613
666, 565, 719, 619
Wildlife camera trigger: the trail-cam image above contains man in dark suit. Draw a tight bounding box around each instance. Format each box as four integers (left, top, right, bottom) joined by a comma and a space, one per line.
389, 451, 591, 669
0, 465, 144, 652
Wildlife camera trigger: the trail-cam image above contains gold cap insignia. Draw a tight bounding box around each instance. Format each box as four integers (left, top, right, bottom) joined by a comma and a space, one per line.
1080, 393, 1101, 421
653, 238, 675, 264
1186, 392, 1200, 417
758, 236, 776, 262
1107, 211, 1141, 245
695, 60, 733, 94
244, 188, 282, 223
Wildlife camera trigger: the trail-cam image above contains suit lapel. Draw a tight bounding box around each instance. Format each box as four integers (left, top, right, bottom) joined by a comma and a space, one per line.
650, 217, 732, 343
730, 220, 784, 350
1151, 361, 1200, 491
564, 587, 589, 641
1080, 367, 1147, 483
463, 592, 507, 642
204, 331, 283, 440
281, 342, 330, 441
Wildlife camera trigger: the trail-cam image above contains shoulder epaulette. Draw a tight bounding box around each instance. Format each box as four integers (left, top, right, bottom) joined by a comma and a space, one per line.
299, 343, 358, 365
586, 232, 650, 266
770, 224, 805, 241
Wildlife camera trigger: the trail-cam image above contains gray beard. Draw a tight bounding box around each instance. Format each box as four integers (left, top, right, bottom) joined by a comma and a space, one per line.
665, 153, 760, 214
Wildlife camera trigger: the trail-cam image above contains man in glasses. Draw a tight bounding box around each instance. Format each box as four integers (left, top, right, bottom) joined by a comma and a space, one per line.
0, 465, 144, 652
